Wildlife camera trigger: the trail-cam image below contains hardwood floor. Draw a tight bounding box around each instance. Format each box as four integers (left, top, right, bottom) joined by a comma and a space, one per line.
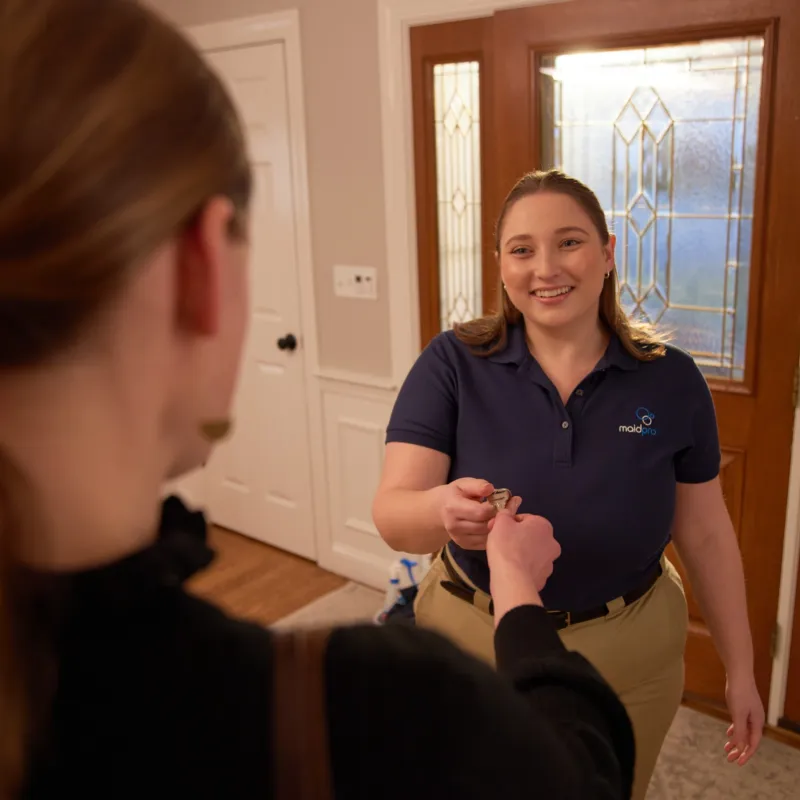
188, 526, 347, 627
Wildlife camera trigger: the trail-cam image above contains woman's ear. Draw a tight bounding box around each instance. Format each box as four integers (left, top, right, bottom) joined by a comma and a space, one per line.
603, 233, 617, 275
175, 197, 237, 337
604, 233, 617, 269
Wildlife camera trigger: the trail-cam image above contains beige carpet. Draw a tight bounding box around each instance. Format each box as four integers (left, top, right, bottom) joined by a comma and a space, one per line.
271, 582, 384, 630
648, 708, 800, 799
275, 582, 800, 797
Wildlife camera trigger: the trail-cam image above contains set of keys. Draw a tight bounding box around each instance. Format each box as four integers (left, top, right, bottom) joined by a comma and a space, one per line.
486, 488, 511, 511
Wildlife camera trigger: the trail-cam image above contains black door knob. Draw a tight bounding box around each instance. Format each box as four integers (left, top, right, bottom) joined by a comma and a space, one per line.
277, 333, 297, 351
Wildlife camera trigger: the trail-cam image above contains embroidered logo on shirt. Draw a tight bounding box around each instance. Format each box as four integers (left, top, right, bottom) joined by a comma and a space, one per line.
619, 407, 657, 437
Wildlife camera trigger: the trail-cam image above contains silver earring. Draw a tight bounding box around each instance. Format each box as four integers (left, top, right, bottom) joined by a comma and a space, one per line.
604, 271, 611, 279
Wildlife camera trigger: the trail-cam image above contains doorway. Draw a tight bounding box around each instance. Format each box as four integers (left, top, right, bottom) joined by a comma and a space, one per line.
181, 17, 320, 562
411, 0, 800, 714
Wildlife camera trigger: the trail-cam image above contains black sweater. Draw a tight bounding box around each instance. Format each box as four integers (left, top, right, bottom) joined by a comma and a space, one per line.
23, 497, 634, 799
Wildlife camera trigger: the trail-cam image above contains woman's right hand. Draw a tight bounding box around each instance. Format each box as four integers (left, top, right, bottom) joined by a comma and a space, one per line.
437, 478, 521, 551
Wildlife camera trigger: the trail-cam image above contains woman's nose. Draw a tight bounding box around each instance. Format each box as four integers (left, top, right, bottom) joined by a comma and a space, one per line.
534, 250, 561, 279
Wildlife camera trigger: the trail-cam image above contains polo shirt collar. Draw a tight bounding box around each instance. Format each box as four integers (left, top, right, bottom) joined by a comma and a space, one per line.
599, 332, 639, 372
487, 320, 639, 372
486, 321, 528, 364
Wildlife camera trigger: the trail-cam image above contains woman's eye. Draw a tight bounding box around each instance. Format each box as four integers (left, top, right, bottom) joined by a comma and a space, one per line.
561, 239, 581, 248
511, 246, 531, 255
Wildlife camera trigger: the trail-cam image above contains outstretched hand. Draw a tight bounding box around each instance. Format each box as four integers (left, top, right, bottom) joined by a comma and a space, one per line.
487, 509, 561, 593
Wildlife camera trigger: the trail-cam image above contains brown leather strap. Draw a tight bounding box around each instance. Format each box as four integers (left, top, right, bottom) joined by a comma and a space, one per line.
272, 628, 334, 800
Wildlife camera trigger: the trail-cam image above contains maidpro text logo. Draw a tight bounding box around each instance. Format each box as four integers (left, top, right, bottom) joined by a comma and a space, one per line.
619, 407, 657, 437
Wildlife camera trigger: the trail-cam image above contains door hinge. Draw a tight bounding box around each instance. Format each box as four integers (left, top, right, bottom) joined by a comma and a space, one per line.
771, 623, 782, 660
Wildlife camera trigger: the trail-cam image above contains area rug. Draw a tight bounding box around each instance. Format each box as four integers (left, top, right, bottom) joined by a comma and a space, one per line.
274, 583, 800, 798
648, 708, 800, 799
271, 581, 384, 630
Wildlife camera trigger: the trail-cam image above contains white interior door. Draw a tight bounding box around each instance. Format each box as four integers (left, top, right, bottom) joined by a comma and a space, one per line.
201, 42, 316, 560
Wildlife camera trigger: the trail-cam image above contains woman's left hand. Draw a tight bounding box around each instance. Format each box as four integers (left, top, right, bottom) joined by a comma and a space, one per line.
724, 673, 765, 765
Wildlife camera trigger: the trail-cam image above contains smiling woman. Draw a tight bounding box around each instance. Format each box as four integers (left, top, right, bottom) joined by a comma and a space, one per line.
374, 168, 764, 800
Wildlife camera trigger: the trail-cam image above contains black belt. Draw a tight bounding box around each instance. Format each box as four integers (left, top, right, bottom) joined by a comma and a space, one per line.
439, 546, 662, 630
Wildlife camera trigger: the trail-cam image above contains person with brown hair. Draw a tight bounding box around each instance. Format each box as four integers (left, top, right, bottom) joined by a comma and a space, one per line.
0, 2, 636, 798
374, 169, 765, 800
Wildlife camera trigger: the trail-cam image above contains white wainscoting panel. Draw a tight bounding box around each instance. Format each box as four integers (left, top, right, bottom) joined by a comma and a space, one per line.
318, 384, 413, 589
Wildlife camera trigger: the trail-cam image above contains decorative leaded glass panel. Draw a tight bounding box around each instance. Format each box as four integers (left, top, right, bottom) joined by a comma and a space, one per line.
433, 62, 482, 331
541, 37, 763, 381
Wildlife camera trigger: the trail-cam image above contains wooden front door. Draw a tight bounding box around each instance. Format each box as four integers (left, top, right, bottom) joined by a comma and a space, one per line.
491, 0, 800, 710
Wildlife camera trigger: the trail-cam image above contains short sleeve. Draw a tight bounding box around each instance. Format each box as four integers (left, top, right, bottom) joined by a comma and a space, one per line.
385, 334, 457, 456
674, 357, 721, 484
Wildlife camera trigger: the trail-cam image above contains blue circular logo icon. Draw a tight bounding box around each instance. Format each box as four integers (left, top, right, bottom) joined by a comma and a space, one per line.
635, 407, 655, 427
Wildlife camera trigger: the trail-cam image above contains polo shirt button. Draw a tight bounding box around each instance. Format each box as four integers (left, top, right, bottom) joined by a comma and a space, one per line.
561, 420, 570, 429
575, 389, 584, 396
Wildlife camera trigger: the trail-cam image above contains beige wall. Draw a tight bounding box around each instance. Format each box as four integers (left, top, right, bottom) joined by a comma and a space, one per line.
153, 0, 392, 377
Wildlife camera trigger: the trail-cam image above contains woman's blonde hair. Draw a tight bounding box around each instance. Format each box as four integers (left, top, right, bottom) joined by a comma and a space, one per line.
0, 0, 252, 794
454, 169, 666, 359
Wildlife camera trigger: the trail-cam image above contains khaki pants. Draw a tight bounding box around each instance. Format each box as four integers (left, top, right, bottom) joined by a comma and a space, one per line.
415, 552, 688, 800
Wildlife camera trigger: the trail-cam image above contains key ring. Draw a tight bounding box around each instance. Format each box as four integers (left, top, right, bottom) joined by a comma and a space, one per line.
487, 488, 511, 511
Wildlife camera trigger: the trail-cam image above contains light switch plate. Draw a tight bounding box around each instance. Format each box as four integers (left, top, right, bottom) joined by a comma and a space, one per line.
333, 265, 378, 300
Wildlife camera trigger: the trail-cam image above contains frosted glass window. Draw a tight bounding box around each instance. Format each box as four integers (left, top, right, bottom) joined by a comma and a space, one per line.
541, 37, 763, 381
434, 62, 482, 331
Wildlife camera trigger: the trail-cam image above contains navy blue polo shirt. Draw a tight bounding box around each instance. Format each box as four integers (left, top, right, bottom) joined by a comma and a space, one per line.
385, 322, 720, 612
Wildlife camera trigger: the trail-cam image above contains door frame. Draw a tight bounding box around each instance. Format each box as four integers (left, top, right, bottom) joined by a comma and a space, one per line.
378, 0, 800, 726
179, 11, 329, 563
771, 388, 800, 725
